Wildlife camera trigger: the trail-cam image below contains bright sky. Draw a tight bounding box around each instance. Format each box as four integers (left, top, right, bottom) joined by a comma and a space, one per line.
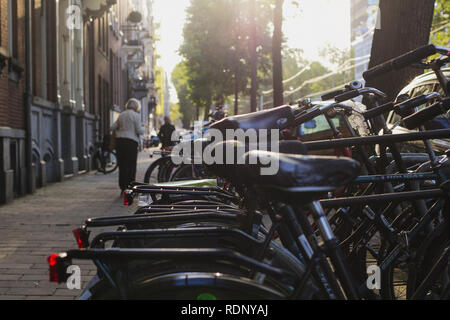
153, 0, 351, 101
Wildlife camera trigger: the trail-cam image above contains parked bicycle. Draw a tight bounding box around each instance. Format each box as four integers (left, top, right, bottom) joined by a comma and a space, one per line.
93, 136, 118, 174
47, 44, 450, 300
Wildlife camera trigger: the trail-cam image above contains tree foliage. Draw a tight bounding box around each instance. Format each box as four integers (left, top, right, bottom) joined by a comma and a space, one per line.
171, 62, 197, 129
282, 49, 335, 101
431, 0, 450, 47
179, 0, 273, 117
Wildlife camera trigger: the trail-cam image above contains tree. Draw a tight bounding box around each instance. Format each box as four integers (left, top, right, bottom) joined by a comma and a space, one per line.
249, 0, 259, 112
260, 48, 334, 104
318, 43, 354, 87
172, 62, 197, 128
365, 0, 436, 100
431, 0, 450, 47
179, 0, 273, 116
272, 0, 284, 107
179, 0, 236, 114
229, 0, 252, 115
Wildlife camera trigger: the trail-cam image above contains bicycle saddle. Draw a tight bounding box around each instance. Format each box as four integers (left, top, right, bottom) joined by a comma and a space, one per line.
210, 105, 295, 133
236, 151, 360, 203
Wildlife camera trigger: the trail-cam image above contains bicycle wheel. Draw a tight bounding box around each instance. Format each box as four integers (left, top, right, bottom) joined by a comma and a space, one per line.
169, 164, 196, 181
169, 164, 214, 182
81, 272, 287, 300
378, 203, 442, 300
107, 229, 321, 299
79, 238, 320, 300
158, 160, 177, 182
409, 224, 450, 299
94, 150, 117, 174
144, 156, 171, 183
102, 150, 118, 174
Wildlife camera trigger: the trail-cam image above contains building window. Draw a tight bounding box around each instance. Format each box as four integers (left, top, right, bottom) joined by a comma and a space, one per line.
105, 13, 109, 55
97, 18, 101, 47
8, 0, 18, 58
0, 1, 2, 46
101, 17, 105, 50
97, 14, 109, 56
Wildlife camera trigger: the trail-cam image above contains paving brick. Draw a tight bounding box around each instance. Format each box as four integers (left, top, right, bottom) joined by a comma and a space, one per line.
0, 280, 44, 289
20, 275, 52, 281
53, 289, 82, 296
25, 295, 75, 300
0, 264, 33, 269
0, 295, 26, 300
0, 269, 44, 275
5, 287, 56, 296
0, 275, 22, 281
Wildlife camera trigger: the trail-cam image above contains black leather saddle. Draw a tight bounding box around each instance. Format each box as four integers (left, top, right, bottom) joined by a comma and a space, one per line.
210, 105, 296, 133
235, 150, 360, 203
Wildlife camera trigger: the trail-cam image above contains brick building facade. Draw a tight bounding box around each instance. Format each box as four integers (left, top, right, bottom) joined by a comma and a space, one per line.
0, 0, 156, 205
0, 0, 28, 203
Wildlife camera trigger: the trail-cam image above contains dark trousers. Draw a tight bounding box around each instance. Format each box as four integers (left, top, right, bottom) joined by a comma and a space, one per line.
116, 138, 138, 190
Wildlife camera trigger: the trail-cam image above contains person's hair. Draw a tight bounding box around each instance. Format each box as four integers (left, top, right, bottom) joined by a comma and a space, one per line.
126, 98, 141, 112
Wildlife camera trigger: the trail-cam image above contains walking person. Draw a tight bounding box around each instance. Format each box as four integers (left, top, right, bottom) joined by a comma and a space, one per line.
158, 116, 176, 149
110, 98, 144, 193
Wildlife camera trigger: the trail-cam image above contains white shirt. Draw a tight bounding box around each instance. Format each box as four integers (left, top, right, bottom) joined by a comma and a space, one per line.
110, 109, 144, 143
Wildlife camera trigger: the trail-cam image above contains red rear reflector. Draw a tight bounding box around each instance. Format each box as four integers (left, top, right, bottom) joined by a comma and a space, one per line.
123, 190, 133, 206
73, 227, 89, 249
47, 254, 60, 283
47, 253, 71, 284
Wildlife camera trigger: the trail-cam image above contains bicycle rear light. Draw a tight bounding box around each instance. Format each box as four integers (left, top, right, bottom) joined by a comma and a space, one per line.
123, 190, 134, 206
72, 226, 90, 249
47, 253, 70, 283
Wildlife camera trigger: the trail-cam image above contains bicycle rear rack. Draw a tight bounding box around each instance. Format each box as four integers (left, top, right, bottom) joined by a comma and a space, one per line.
85, 211, 242, 228
125, 185, 240, 206
89, 227, 265, 254
48, 248, 296, 285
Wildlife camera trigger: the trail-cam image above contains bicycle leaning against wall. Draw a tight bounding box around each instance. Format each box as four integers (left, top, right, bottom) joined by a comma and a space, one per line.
93, 135, 118, 174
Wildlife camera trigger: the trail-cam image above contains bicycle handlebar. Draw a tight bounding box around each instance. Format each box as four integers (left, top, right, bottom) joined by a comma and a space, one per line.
293, 105, 324, 126
334, 90, 360, 102
403, 98, 450, 130
363, 45, 437, 81
394, 93, 442, 117
362, 102, 395, 120
334, 87, 387, 103
321, 89, 345, 101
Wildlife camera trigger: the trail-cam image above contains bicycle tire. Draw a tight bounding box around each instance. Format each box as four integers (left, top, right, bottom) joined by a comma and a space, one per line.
80, 242, 319, 301
169, 164, 195, 181
103, 150, 118, 174
144, 157, 171, 183
80, 271, 287, 300
159, 160, 177, 182
94, 150, 118, 174
409, 224, 449, 299
378, 204, 439, 300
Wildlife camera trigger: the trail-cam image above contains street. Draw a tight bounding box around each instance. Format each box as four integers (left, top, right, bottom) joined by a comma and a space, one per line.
0, 150, 155, 300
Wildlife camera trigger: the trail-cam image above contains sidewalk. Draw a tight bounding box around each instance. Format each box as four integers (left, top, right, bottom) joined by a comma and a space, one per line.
0, 150, 155, 300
